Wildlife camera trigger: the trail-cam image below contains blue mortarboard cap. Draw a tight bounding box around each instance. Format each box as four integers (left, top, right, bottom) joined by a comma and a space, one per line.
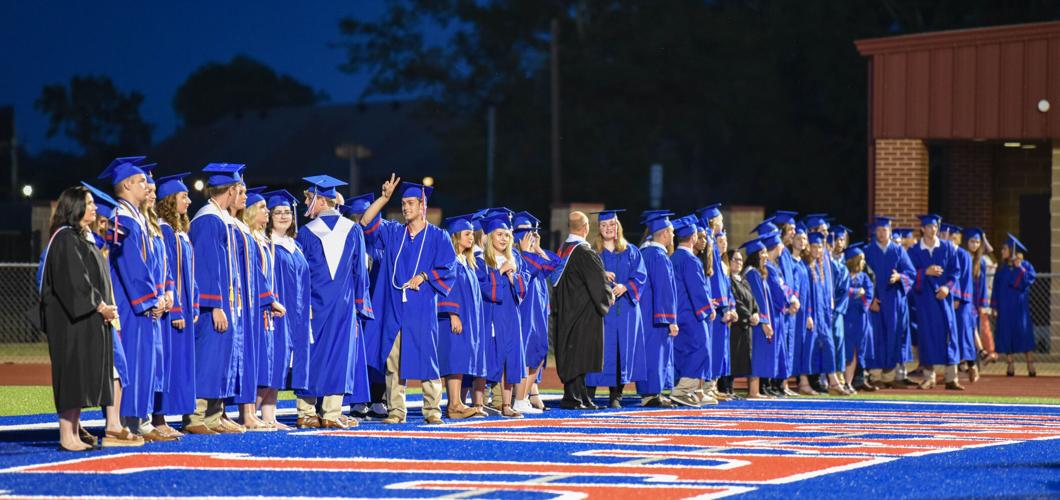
808, 231, 826, 245
80, 182, 120, 217
156, 172, 191, 200
138, 163, 158, 185
771, 210, 799, 225
831, 224, 851, 237
844, 242, 865, 259
671, 215, 698, 238
751, 218, 778, 236
759, 231, 782, 250
1006, 233, 1027, 253
481, 212, 512, 234
895, 227, 914, 238
303, 175, 346, 199
245, 186, 268, 207
107, 156, 147, 169
593, 209, 626, 222
399, 181, 433, 202
703, 226, 714, 239
873, 215, 893, 228
97, 160, 147, 186
642, 212, 674, 234
794, 222, 807, 235
203, 163, 245, 187
344, 193, 375, 214
471, 209, 489, 231
263, 190, 297, 210
695, 203, 723, 221
804, 213, 829, 228
963, 227, 983, 240
739, 237, 766, 255
445, 214, 477, 234
917, 213, 941, 226
717, 229, 727, 237
95, 202, 115, 219
513, 211, 541, 230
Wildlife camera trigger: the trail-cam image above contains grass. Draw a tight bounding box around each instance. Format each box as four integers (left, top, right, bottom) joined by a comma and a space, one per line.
0, 342, 49, 363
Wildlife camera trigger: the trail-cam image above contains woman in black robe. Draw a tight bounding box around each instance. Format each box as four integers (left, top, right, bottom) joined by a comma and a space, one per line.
727, 249, 760, 389
40, 186, 119, 451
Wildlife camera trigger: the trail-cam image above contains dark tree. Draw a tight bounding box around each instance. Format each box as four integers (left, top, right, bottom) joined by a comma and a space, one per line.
173, 54, 328, 127
34, 75, 153, 160
337, 0, 1059, 232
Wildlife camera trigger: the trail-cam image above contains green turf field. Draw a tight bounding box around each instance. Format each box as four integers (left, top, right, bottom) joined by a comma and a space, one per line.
2, 386, 1057, 417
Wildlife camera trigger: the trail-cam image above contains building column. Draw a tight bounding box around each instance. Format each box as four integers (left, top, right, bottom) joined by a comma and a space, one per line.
1050, 144, 1060, 352
874, 139, 929, 227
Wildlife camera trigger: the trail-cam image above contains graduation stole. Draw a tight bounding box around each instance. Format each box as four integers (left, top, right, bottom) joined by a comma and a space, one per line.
116, 199, 148, 262
549, 240, 585, 286
391, 222, 428, 303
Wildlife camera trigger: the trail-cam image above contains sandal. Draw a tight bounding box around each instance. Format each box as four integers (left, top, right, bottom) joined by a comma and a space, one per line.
501, 404, 524, 419
78, 427, 98, 447
528, 393, 547, 411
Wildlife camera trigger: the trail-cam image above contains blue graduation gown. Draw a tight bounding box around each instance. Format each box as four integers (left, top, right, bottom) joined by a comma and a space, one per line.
864, 241, 915, 370
273, 237, 309, 390
148, 233, 167, 396
231, 223, 271, 404
297, 211, 372, 396
670, 247, 712, 381
438, 257, 487, 377
360, 213, 387, 384
907, 239, 961, 366
517, 249, 557, 370
110, 202, 162, 418
709, 244, 735, 379
363, 219, 455, 381
992, 261, 1036, 354
158, 223, 198, 415
765, 262, 791, 377
843, 271, 875, 367
807, 260, 836, 374
744, 267, 779, 378
831, 255, 850, 369
188, 204, 240, 399
253, 237, 282, 389
478, 254, 529, 383
776, 249, 797, 379
586, 244, 647, 387
634, 243, 677, 394
790, 260, 813, 376
952, 247, 978, 362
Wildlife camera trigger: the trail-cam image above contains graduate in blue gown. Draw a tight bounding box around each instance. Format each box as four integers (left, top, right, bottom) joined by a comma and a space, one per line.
293, 175, 371, 429
99, 158, 169, 440
963, 228, 993, 366
585, 210, 647, 409
262, 190, 306, 430
359, 175, 456, 424
906, 214, 963, 390
475, 210, 532, 418
436, 214, 489, 420
154, 173, 199, 432
842, 243, 875, 389
863, 216, 916, 388
804, 231, 847, 394
768, 212, 800, 395
949, 226, 980, 382
739, 237, 778, 399
138, 167, 172, 436
758, 230, 796, 397
992, 234, 1038, 376
786, 226, 815, 394
512, 211, 557, 412
698, 205, 737, 400
633, 211, 678, 407
829, 226, 853, 390
668, 216, 715, 407
186, 163, 245, 434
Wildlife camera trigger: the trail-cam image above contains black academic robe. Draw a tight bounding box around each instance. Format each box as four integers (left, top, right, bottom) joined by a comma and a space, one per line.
549, 243, 613, 383
728, 274, 759, 377
40, 228, 115, 411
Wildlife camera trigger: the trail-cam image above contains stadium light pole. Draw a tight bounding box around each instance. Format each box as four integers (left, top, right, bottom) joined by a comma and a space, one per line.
336, 143, 372, 197
550, 18, 562, 205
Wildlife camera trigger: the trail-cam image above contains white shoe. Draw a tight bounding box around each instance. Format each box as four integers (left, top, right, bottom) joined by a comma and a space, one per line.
367, 403, 389, 420
350, 403, 369, 419
699, 396, 719, 406
512, 399, 542, 415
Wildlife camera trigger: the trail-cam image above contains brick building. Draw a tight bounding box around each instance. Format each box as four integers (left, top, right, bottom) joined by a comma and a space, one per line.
856, 21, 1060, 348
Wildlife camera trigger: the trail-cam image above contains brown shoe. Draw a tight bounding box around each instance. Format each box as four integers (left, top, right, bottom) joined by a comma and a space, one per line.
321, 418, 349, 430
156, 424, 184, 438
501, 404, 524, 419
945, 381, 966, 391
182, 424, 218, 435
424, 414, 444, 425
210, 419, 245, 434
446, 405, 480, 420
381, 415, 405, 424
78, 427, 98, 447
141, 429, 179, 442
102, 428, 145, 447
296, 416, 321, 429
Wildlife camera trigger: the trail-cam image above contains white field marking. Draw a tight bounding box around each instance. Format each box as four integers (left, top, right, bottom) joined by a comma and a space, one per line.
393, 479, 756, 500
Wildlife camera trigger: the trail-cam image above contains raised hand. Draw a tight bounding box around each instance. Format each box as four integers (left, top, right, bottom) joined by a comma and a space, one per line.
381, 173, 401, 200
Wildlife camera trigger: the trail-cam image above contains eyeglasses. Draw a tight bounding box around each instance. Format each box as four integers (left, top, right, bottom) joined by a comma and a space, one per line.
272, 209, 293, 216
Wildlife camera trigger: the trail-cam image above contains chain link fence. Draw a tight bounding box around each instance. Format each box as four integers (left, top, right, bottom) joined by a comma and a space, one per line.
0, 263, 1057, 374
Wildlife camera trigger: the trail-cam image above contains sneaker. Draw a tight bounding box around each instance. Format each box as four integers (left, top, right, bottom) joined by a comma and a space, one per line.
350, 403, 370, 420
368, 403, 389, 420
669, 394, 701, 407
512, 399, 541, 415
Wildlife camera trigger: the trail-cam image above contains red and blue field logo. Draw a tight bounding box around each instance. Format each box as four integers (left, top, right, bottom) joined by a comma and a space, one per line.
2, 398, 1060, 498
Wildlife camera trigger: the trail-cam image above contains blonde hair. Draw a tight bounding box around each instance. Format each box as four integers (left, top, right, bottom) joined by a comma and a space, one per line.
483, 228, 514, 269
451, 231, 478, 271
303, 191, 338, 209
591, 218, 628, 254
242, 201, 267, 232
141, 200, 162, 238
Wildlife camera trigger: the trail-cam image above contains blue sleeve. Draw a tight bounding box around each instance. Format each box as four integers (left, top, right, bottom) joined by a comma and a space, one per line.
649, 254, 677, 326
477, 256, 502, 304
424, 228, 457, 298
1012, 262, 1035, 292
111, 217, 159, 314
896, 247, 915, 294
190, 217, 227, 311
161, 225, 184, 321
679, 258, 713, 322
746, 270, 770, 324
625, 246, 647, 304
437, 267, 463, 316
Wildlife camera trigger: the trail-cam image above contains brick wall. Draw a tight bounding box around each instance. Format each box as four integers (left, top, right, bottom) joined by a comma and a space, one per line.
874, 139, 929, 227
992, 145, 1051, 249
938, 141, 993, 232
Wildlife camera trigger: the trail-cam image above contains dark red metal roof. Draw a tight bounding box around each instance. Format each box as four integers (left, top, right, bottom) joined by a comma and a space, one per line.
855, 21, 1060, 140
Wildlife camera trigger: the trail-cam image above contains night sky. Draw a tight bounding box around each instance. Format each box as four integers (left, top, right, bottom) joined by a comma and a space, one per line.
1, 1, 388, 154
